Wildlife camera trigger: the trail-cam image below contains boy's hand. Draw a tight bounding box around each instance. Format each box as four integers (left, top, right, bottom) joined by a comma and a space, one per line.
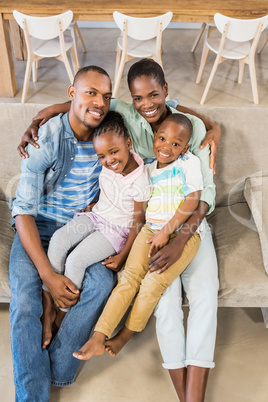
102, 254, 125, 272
199, 123, 221, 174
81, 203, 96, 213
147, 231, 170, 259
45, 272, 80, 309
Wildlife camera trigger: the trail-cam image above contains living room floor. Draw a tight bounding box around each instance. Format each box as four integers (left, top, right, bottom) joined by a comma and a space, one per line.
1, 27, 268, 402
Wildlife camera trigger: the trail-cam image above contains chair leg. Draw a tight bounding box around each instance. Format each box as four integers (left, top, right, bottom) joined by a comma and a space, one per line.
200, 55, 221, 105
238, 60, 245, 84
74, 22, 87, 53
196, 44, 210, 84
114, 45, 122, 84
32, 60, 37, 83
21, 57, 33, 103
191, 23, 206, 53
70, 24, 80, 68
60, 51, 75, 84
70, 45, 79, 76
257, 32, 268, 54
112, 53, 126, 98
248, 58, 259, 104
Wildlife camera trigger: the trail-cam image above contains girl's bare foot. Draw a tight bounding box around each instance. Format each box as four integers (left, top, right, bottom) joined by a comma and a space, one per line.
41, 290, 56, 349
73, 331, 106, 360
105, 326, 134, 357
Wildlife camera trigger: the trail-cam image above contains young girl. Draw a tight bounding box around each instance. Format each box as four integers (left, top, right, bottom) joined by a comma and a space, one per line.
72, 112, 203, 361
41, 111, 151, 347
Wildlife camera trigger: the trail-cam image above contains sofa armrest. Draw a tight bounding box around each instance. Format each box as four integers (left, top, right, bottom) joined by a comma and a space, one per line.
244, 176, 268, 275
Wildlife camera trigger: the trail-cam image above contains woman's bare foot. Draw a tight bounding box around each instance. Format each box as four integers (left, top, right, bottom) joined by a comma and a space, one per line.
105, 326, 134, 357
73, 331, 106, 360
41, 290, 56, 349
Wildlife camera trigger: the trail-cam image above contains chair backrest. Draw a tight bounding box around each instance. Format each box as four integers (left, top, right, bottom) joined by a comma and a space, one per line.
13, 10, 73, 40
113, 11, 173, 41
214, 13, 268, 42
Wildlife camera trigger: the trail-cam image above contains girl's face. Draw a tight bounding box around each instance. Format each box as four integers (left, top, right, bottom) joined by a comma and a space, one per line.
93, 130, 133, 176
129, 75, 168, 129
153, 120, 190, 169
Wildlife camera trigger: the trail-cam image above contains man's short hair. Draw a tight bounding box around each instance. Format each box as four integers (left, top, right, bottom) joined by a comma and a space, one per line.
127, 58, 166, 88
73, 65, 110, 86
93, 111, 129, 140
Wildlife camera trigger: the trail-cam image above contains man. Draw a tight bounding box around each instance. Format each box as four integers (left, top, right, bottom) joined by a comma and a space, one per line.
9, 66, 116, 401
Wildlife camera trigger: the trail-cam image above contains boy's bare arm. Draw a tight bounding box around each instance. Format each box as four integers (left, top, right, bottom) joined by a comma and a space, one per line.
101, 201, 147, 272
15, 215, 79, 308
147, 191, 201, 258
177, 104, 221, 174
148, 200, 208, 273
17, 102, 71, 158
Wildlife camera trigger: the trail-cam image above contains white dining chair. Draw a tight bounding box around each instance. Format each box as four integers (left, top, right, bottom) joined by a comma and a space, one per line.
196, 13, 268, 105
257, 30, 268, 54
13, 10, 78, 103
69, 21, 87, 67
112, 11, 173, 97
191, 23, 216, 53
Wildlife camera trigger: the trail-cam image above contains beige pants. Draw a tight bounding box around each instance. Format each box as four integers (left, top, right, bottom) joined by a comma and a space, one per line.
95, 224, 200, 337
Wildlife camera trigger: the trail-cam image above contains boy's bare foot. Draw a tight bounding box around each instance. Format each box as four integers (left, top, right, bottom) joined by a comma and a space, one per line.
105, 326, 134, 357
41, 290, 56, 349
73, 331, 106, 360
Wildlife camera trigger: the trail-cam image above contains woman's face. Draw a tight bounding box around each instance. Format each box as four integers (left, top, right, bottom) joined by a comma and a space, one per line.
129, 75, 168, 128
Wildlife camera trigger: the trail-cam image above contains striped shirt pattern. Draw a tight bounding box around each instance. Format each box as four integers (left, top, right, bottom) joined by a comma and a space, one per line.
39, 141, 101, 223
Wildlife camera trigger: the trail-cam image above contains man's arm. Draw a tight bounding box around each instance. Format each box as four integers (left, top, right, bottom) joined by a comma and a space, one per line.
15, 215, 79, 308
17, 102, 71, 158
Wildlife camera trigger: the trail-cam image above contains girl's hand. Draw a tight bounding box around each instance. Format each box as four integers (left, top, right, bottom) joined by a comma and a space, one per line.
199, 123, 221, 174
146, 231, 170, 258
101, 254, 125, 272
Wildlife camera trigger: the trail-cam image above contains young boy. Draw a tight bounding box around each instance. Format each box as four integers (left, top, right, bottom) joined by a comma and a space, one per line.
73, 112, 203, 360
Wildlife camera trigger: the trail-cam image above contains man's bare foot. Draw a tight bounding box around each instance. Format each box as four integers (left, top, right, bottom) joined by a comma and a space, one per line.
105, 326, 134, 357
73, 331, 106, 360
41, 290, 56, 349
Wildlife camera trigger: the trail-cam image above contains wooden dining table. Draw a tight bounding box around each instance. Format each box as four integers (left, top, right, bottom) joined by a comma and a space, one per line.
0, 0, 267, 97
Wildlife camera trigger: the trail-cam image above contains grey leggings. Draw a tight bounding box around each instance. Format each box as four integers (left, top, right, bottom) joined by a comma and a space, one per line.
46, 215, 116, 291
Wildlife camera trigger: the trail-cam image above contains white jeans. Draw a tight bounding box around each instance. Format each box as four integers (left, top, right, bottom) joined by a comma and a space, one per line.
154, 220, 219, 369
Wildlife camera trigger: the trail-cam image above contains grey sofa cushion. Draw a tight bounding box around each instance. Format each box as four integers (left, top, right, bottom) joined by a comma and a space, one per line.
244, 176, 268, 275
208, 203, 268, 307
0, 200, 13, 301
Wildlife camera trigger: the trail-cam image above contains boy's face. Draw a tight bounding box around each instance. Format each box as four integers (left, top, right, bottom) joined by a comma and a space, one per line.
68, 71, 112, 135
153, 120, 190, 169
129, 75, 168, 126
93, 131, 132, 176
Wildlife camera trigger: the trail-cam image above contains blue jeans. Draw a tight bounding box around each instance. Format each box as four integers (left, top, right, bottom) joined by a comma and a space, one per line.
9, 215, 116, 402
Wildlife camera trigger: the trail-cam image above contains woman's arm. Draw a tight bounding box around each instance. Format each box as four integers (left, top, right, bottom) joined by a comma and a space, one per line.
101, 201, 147, 272
17, 102, 71, 158
148, 200, 208, 273
176, 105, 221, 174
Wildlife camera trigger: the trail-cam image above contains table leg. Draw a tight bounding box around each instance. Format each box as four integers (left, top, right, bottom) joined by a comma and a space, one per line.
0, 14, 17, 97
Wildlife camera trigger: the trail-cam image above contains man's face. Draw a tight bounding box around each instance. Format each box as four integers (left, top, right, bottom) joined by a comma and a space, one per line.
68, 71, 112, 135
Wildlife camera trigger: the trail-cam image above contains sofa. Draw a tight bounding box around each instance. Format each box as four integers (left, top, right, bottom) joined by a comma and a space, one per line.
1, 103, 268, 326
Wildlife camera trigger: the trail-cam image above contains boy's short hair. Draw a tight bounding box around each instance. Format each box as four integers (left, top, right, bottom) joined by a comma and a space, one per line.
93, 111, 129, 140
73, 65, 110, 86
165, 113, 193, 138
127, 58, 166, 88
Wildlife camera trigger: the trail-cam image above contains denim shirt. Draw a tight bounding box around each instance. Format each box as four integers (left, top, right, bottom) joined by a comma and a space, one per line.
10, 113, 80, 225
